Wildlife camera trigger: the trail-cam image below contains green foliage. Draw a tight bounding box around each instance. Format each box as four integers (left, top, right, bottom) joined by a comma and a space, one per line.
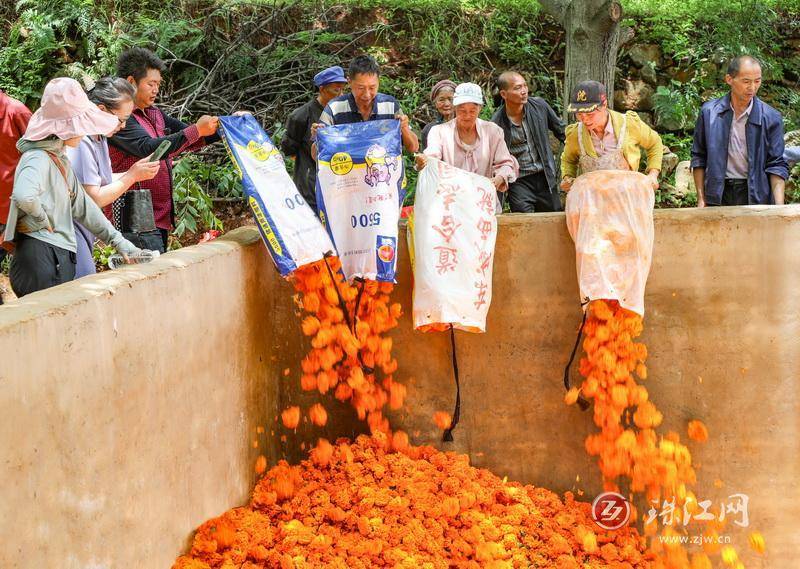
92, 241, 116, 270
172, 156, 224, 237
660, 133, 693, 162
1, 253, 11, 276
653, 83, 701, 132
2, 0, 799, 213
655, 186, 698, 209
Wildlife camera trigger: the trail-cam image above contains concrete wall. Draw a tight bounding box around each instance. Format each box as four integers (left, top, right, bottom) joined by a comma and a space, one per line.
1, 207, 799, 567
0, 230, 284, 569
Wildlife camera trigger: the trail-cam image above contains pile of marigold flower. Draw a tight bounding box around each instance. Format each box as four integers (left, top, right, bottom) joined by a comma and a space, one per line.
566, 299, 762, 569
173, 434, 650, 569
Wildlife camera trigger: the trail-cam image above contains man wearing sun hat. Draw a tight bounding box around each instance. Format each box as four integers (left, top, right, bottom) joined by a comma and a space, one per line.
281, 65, 347, 213
4, 77, 140, 297
560, 80, 662, 191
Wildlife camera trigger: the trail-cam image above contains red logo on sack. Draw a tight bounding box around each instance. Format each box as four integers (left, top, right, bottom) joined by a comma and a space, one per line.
378, 244, 395, 262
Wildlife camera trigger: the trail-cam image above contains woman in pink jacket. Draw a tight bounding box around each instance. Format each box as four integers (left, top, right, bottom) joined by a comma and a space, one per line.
416, 82, 518, 206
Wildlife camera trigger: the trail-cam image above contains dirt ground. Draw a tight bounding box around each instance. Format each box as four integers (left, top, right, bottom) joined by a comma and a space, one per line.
173, 198, 254, 249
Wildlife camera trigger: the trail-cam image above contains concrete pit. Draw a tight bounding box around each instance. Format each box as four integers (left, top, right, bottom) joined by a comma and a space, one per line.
0, 207, 798, 568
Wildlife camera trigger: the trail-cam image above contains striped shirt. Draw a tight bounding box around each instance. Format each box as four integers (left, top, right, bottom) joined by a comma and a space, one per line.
508, 119, 542, 176
319, 93, 401, 126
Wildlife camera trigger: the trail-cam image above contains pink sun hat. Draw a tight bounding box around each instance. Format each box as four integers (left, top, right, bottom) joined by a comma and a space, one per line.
23, 77, 119, 141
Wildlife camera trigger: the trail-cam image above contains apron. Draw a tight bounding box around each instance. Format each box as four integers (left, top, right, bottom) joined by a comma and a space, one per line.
577, 114, 629, 173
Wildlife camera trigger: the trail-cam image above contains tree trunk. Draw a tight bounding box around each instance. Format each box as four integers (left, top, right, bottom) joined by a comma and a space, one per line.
539, 0, 626, 117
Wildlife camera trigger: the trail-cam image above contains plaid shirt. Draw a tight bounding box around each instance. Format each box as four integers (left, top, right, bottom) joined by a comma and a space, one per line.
107, 106, 215, 230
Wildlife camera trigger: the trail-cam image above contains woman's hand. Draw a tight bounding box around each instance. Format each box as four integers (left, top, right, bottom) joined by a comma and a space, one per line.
492, 175, 507, 192
129, 157, 161, 182
560, 176, 574, 192
414, 153, 427, 171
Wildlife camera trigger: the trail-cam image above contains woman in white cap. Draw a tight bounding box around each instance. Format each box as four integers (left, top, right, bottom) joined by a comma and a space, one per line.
417, 82, 518, 198
4, 77, 141, 297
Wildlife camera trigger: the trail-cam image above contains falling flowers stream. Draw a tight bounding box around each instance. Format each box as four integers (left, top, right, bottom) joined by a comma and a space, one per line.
173, 259, 764, 568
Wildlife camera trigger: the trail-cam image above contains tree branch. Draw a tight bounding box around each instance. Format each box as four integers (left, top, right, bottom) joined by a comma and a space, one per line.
617, 26, 635, 47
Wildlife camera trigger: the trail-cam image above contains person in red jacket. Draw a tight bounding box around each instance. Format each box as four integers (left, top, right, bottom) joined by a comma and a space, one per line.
107, 47, 221, 252
0, 90, 32, 304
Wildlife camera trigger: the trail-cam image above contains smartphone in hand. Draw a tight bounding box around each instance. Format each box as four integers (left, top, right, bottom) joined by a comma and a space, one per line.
148, 140, 172, 162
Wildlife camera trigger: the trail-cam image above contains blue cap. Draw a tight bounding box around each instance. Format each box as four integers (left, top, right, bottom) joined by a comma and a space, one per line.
313, 66, 347, 87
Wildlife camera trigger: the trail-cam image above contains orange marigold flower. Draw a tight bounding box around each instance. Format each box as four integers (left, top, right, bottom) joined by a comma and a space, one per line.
254, 455, 267, 475
433, 411, 452, 430
748, 532, 766, 553
310, 438, 334, 467
309, 403, 328, 427
564, 387, 581, 405
281, 406, 300, 429
687, 420, 709, 443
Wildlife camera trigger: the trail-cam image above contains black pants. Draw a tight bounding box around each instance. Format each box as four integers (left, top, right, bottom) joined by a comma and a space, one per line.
507, 171, 561, 213
709, 179, 750, 206
9, 235, 76, 298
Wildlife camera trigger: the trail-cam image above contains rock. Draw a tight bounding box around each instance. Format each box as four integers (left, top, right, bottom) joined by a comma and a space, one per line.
784, 129, 800, 146
660, 152, 680, 179
673, 161, 695, 196
613, 79, 654, 111
639, 63, 658, 86
628, 44, 662, 68
666, 67, 695, 83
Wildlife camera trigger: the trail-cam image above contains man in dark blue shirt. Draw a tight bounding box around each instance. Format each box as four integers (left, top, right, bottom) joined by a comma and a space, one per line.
281, 66, 346, 213
313, 55, 418, 155
691, 56, 788, 206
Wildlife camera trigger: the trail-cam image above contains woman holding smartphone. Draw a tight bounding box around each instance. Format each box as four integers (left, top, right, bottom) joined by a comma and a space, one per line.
66, 77, 160, 277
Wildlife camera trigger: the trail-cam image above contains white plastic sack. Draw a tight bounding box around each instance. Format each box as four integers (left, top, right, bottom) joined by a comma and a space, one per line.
565, 170, 655, 316
409, 158, 498, 333
316, 119, 404, 282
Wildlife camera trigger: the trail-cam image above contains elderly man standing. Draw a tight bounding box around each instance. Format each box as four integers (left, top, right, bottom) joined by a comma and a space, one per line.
691, 56, 788, 206
313, 55, 418, 154
560, 80, 662, 191
491, 71, 564, 213
281, 66, 347, 213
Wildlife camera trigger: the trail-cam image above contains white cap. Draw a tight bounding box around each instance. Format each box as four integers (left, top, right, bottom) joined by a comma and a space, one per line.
452, 82, 484, 106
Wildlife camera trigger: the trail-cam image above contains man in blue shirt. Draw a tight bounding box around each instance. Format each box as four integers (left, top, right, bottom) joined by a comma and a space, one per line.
312, 55, 418, 155
691, 55, 788, 206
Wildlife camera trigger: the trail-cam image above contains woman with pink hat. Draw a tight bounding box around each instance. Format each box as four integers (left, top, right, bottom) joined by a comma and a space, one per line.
3, 77, 141, 297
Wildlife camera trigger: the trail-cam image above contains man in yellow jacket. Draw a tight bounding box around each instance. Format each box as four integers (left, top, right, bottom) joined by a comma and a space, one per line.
560, 80, 662, 191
